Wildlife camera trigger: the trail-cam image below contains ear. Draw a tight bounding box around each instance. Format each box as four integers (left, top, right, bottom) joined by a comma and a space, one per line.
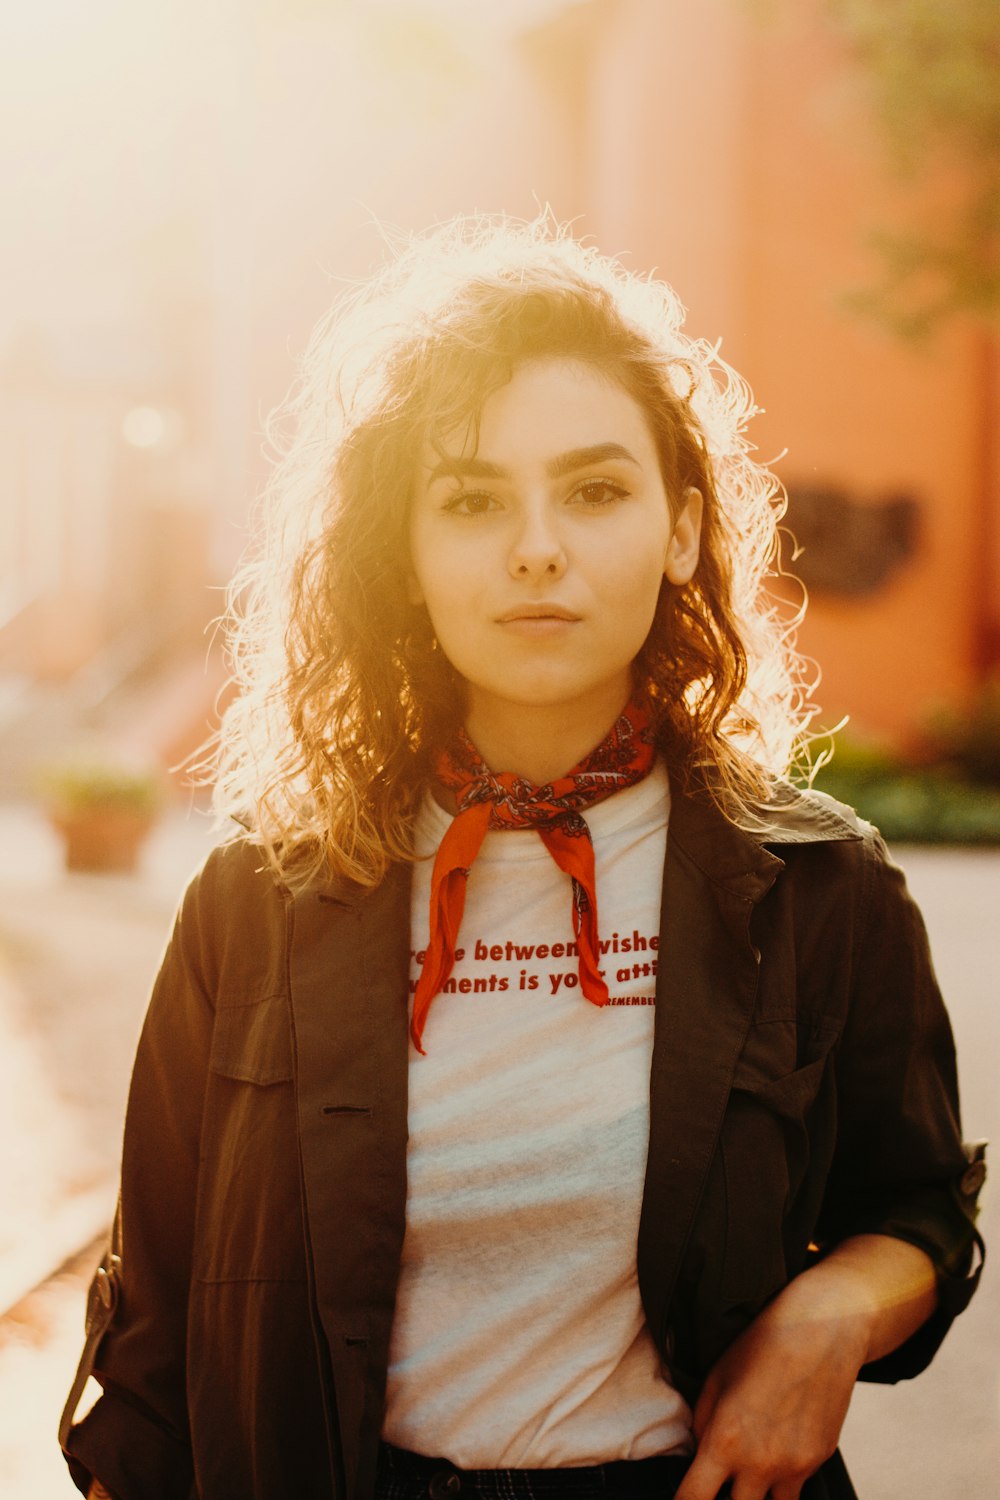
664, 486, 703, 586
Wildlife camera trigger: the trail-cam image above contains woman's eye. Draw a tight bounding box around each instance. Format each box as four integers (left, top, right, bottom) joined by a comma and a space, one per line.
443, 489, 499, 517
572, 478, 628, 507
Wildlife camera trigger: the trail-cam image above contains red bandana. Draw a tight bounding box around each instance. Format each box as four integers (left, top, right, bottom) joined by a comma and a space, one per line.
410, 702, 655, 1052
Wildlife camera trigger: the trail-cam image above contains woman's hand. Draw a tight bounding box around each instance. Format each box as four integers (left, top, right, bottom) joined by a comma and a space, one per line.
674, 1234, 938, 1500
674, 1276, 867, 1500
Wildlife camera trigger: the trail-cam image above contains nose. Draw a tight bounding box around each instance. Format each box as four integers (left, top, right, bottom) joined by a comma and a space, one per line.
507, 503, 567, 582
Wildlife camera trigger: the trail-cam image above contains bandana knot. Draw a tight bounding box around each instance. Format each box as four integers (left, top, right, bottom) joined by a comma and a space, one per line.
410, 702, 655, 1052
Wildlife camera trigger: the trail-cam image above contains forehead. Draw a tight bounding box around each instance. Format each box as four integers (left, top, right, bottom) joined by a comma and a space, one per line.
422, 356, 658, 469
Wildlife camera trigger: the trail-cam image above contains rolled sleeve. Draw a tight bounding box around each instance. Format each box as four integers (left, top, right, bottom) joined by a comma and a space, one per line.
65, 1387, 194, 1500
817, 832, 986, 1381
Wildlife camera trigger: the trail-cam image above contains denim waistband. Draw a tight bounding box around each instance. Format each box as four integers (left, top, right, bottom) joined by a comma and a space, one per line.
376, 1440, 699, 1500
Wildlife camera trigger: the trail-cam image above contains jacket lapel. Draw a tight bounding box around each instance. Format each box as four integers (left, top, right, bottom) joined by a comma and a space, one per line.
288, 862, 412, 1500
637, 780, 862, 1355
638, 787, 784, 1350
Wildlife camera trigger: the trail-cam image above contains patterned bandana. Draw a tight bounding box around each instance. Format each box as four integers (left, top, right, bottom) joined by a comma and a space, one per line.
410, 701, 655, 1052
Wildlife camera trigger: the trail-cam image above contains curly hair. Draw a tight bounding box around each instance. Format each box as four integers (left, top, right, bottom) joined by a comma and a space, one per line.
212, 215, 814, 888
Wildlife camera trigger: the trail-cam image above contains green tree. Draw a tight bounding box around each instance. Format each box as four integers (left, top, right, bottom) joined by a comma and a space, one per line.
824, 0, 1000, 337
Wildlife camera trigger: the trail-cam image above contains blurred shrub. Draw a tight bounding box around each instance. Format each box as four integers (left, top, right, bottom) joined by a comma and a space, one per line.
38, 757, 163, 817
806, 712, 1000, 845
923, 677, 1000, 787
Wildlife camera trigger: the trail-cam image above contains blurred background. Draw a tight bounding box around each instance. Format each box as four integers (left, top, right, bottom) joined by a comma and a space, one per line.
2, 0, 999, 793
0, 0, 997, 1495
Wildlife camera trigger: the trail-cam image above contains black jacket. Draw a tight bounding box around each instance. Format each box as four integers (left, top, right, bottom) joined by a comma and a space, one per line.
62, 782, 985, 1500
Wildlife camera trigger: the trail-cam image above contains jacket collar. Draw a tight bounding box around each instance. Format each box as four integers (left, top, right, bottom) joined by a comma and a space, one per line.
306, 773, 862, 910
667, 775, 861, 901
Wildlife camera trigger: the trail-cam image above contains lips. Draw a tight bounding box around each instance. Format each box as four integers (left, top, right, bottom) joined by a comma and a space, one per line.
495, 604, 581, 623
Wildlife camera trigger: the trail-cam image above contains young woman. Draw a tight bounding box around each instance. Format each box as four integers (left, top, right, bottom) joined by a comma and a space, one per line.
61, 219, 983, 1500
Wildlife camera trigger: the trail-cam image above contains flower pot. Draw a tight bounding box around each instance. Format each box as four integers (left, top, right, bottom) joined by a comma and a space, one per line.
52, 807, 157, 874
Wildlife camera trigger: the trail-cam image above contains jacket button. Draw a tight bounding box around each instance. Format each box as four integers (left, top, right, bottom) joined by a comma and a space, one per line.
95, 1267, 115, 1310
428, 1470, 461, 1500
960, 1160, 986, 1196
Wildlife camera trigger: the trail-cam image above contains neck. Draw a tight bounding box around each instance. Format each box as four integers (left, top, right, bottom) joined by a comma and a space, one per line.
464, 691, 632, 783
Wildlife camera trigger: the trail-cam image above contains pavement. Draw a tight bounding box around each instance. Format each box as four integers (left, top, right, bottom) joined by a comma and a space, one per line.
0, 811, 997, 1497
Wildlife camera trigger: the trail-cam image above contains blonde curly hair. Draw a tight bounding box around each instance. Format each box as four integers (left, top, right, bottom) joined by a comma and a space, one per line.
213, 215, 814, 888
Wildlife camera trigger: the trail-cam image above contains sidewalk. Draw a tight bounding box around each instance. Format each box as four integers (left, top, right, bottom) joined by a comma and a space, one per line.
0, 826, 997, 1497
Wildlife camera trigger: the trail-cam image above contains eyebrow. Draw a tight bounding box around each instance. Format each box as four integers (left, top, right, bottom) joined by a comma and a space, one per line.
426, 442, 643, 485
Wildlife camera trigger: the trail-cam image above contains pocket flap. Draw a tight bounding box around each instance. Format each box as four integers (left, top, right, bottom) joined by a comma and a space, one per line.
209, 998, 293, 1085
733, 1054, 829, 1120
731, 1018, 835, 1120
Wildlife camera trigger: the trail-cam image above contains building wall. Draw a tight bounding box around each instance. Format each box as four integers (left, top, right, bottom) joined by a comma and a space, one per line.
577, 0, 989, 745
2, 0, 991, 755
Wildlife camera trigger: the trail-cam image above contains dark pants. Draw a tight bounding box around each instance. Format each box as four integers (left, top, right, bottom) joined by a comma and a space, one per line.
375, 1441, 725, 1500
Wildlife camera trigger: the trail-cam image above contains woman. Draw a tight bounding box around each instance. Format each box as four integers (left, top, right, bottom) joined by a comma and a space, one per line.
61, 218, 983, 1500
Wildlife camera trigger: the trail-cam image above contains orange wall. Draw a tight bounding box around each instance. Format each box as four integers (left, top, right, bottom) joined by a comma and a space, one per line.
581, 0, 984, 745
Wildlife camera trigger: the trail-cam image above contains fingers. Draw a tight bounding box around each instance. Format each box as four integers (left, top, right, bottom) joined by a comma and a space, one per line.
691, 1370, 720, 1442
769, 1481, 807, 1500
675, 1449, 734, 1500
678, 1401, 817, 1500
677, 1449, 807, 1500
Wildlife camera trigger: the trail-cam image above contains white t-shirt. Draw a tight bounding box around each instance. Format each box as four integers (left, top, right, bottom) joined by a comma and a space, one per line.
382, 762, 693, 1467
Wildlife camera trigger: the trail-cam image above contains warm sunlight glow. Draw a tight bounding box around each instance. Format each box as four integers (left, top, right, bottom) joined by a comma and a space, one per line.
122, 407, 166, 449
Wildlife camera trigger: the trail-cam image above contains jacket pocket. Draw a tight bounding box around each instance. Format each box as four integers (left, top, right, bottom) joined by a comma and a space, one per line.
719, 1021, 836, 1302
195, 996, 306, 1284
732, 1052, 828, 1121
209, 996, 293, 1085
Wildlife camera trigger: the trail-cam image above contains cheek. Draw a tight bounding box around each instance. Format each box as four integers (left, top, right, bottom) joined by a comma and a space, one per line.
595, 525, 667, 598
407, 524, 449, 615
408, 543, 474, 646
618, 591, 664, 657
601, 548, 667, 650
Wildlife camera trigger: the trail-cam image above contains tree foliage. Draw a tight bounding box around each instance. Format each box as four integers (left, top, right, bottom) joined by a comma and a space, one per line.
824, 0, 1000, 336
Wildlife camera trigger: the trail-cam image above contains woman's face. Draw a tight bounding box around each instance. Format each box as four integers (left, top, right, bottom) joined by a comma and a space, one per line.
408, 357, 702, 736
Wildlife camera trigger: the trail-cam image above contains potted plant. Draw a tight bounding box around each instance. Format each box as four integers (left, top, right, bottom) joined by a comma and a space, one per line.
39, 755, 164, 874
